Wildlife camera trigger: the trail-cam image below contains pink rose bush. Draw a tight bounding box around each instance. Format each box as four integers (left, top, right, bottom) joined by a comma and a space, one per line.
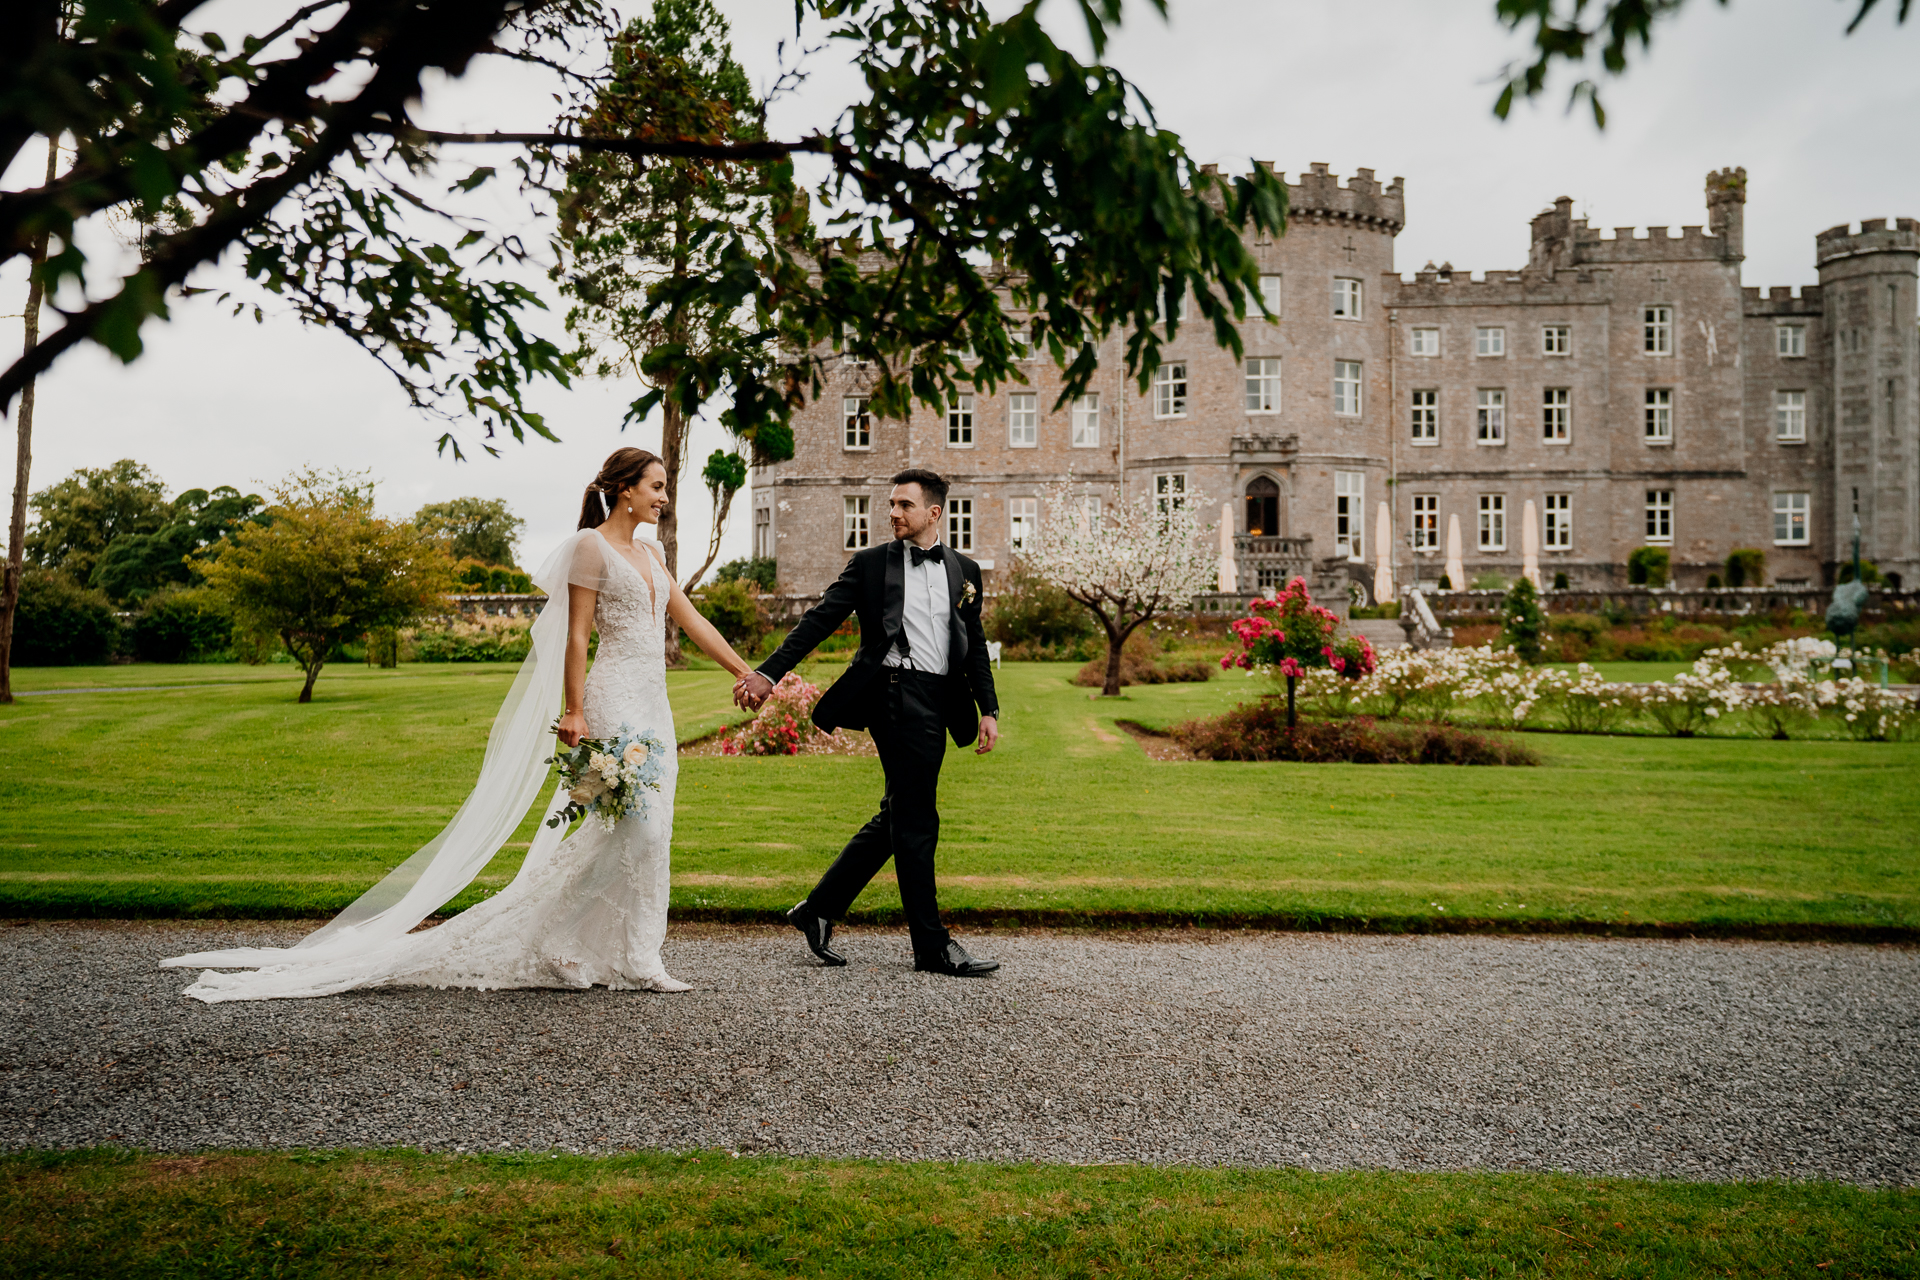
717, 673, 872, 757
1223, 578, 1377, 681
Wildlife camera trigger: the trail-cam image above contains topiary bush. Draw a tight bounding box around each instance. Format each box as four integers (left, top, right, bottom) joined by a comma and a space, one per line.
1627, 546, 1670, 587
1499, 577, 1546, 663
130, 585, 233, 662
11, 569, 120, 665
1725, 547, 1765, 588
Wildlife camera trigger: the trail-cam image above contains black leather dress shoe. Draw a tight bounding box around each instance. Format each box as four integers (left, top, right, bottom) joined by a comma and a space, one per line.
787, 901, 847, 966
913, 940, 1001, 976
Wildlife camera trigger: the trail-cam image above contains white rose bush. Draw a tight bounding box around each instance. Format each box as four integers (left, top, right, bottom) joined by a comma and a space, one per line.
545, 723, 668, 832
1309, 638, 1915, 741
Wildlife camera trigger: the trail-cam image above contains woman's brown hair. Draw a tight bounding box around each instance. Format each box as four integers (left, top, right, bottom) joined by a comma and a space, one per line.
577, 447, 665, 530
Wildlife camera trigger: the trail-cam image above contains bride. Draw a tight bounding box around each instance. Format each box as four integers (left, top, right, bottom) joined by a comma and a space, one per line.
161, 447, 759, 1001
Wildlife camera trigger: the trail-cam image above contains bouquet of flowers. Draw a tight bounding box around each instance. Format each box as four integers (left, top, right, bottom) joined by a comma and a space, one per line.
546, 722, 667, 831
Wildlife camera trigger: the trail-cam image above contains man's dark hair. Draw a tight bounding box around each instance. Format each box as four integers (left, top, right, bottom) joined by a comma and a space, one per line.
891, 468, 948, 510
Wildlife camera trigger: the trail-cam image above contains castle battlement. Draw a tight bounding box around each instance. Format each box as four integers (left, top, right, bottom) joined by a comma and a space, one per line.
1743, 283, 1823, 315
1265, 161, 1405, 235
1815, 217, 1919, 265
1570, 223, 1733, 263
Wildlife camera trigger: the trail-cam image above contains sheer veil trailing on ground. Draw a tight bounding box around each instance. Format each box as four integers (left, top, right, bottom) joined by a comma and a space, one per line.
159, 531, 624, 973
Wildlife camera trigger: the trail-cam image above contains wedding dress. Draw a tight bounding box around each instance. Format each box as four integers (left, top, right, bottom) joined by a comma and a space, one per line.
161, 529, 687, 1001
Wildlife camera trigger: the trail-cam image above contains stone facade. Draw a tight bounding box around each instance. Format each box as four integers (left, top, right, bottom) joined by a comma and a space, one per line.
754, 167, 1920, 598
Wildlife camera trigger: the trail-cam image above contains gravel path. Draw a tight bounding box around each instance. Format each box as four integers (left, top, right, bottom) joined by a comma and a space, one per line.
4, 921, 1915, 1185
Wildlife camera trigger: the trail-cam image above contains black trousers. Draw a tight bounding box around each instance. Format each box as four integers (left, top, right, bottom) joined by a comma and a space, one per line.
806, 667, 951, 957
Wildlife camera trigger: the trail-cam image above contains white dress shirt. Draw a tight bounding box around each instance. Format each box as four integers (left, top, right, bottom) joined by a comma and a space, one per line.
882, 539, 952, 675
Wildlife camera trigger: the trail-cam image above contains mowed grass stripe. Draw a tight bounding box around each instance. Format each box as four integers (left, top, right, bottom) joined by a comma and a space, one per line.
2, 1150, 1914, 1280
1, 662, 1915, 928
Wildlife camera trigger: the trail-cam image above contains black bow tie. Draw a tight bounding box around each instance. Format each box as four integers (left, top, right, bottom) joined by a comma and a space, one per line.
910, 544, 945, 567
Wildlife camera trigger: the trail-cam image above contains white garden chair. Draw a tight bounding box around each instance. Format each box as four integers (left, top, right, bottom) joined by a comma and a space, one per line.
987, 640, 1002, 668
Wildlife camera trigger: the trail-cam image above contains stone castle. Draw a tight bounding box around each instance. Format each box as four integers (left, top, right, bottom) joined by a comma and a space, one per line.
752, 166, 1919, 600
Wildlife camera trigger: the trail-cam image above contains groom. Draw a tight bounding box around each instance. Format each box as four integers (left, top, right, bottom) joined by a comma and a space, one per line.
733, 468, 1001, 977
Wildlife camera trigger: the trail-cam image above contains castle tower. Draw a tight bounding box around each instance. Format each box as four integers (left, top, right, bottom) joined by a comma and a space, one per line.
1816, 217, 1920, 587
1705, 167, 1746, 263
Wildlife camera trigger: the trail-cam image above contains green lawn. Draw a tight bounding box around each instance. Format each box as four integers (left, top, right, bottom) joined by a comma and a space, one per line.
3, 1150, 1912, 1279
2, 661, 1916, 932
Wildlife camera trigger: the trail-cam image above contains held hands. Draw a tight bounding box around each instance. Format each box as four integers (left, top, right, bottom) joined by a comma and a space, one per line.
733, 671, 774, 711
555, 710, 588, 749
976, 715, 999, 755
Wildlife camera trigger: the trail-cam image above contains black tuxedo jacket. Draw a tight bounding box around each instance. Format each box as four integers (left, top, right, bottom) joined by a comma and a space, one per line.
756, 539, 999, 747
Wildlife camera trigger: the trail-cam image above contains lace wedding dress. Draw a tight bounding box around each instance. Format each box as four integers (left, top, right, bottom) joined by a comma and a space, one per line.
162, 530, 686, 1001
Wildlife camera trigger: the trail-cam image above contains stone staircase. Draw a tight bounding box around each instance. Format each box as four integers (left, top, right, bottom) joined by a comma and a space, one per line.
1343, 618, 1410, 652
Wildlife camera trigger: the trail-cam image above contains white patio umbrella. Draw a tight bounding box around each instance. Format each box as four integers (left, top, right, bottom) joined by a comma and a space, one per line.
1372, 500, 1394, 604
1521, 498, 1542, 590
1216, 502, 1238, 592
1444, 513, 1465, 590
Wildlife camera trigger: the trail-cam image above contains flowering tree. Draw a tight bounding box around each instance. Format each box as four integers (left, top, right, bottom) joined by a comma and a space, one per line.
1027, 483, 1217, 697
1223, 577, 1375, 726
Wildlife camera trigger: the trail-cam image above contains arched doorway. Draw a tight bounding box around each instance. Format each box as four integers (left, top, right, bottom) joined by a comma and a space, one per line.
1244, 475, 1280, 536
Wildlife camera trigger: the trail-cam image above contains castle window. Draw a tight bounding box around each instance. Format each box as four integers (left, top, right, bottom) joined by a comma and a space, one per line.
1475, 326, 1505, 357
1336, 471, 1364, 559
947, 393, 974, 446
1544, 493, 1572, 550
1245, 358, 1281, 413
1644, 388, 1673, 443
843, 396, 871, 450
1542, 388, 1570, 443
1643, 306, 1672, 355
1245, 476, 1280, 537
1259, 274, 1283, 316
1772, 491, 1809, 546
1009, 497, 1038, 552
1410, 389, 1437, 444
1155, 472, 1188, 517
1775, 390, 1806, 442
1475, 388, 1505, 445
1477, 493, 1506, 551
1071, 394, 1100, 447
946, 497, 974, 552
1009, 393, 1038, 447
1776, 324, 1806, 358
1412, 494, 1439, 550
1154, 363, 1188, 418
753, 505, 772, 559
1332, 277, 1362, 320
844, 496, 870, 550
1410, 327, 1439, 357
1333, 361, 1363, 416
1644, 489, 1673, 544
1542, 325, 1571, 356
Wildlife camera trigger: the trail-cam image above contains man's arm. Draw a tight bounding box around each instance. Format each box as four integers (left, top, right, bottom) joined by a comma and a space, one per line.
750, 555, 864, 689
963, 565, 999, 719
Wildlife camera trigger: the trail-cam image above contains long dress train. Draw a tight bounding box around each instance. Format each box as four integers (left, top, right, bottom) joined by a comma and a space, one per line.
162, 530, 683, 1001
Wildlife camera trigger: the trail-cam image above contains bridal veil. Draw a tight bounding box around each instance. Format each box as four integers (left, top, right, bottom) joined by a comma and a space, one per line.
160, 531, 630, 972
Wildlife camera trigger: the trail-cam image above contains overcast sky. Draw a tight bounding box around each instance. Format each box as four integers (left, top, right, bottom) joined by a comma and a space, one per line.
5, 0, 1913, 571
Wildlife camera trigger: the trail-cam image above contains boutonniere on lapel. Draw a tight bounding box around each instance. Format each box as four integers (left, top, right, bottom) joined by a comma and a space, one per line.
957, 580, 977, 609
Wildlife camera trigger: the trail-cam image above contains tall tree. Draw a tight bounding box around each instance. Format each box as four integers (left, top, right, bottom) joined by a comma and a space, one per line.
89, 484, 266, 604
413, 497, 525, 566
0, 130, 58, 705
197, 469, 455, 703
557, 0, 767, 662
23, 458, 170, 585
